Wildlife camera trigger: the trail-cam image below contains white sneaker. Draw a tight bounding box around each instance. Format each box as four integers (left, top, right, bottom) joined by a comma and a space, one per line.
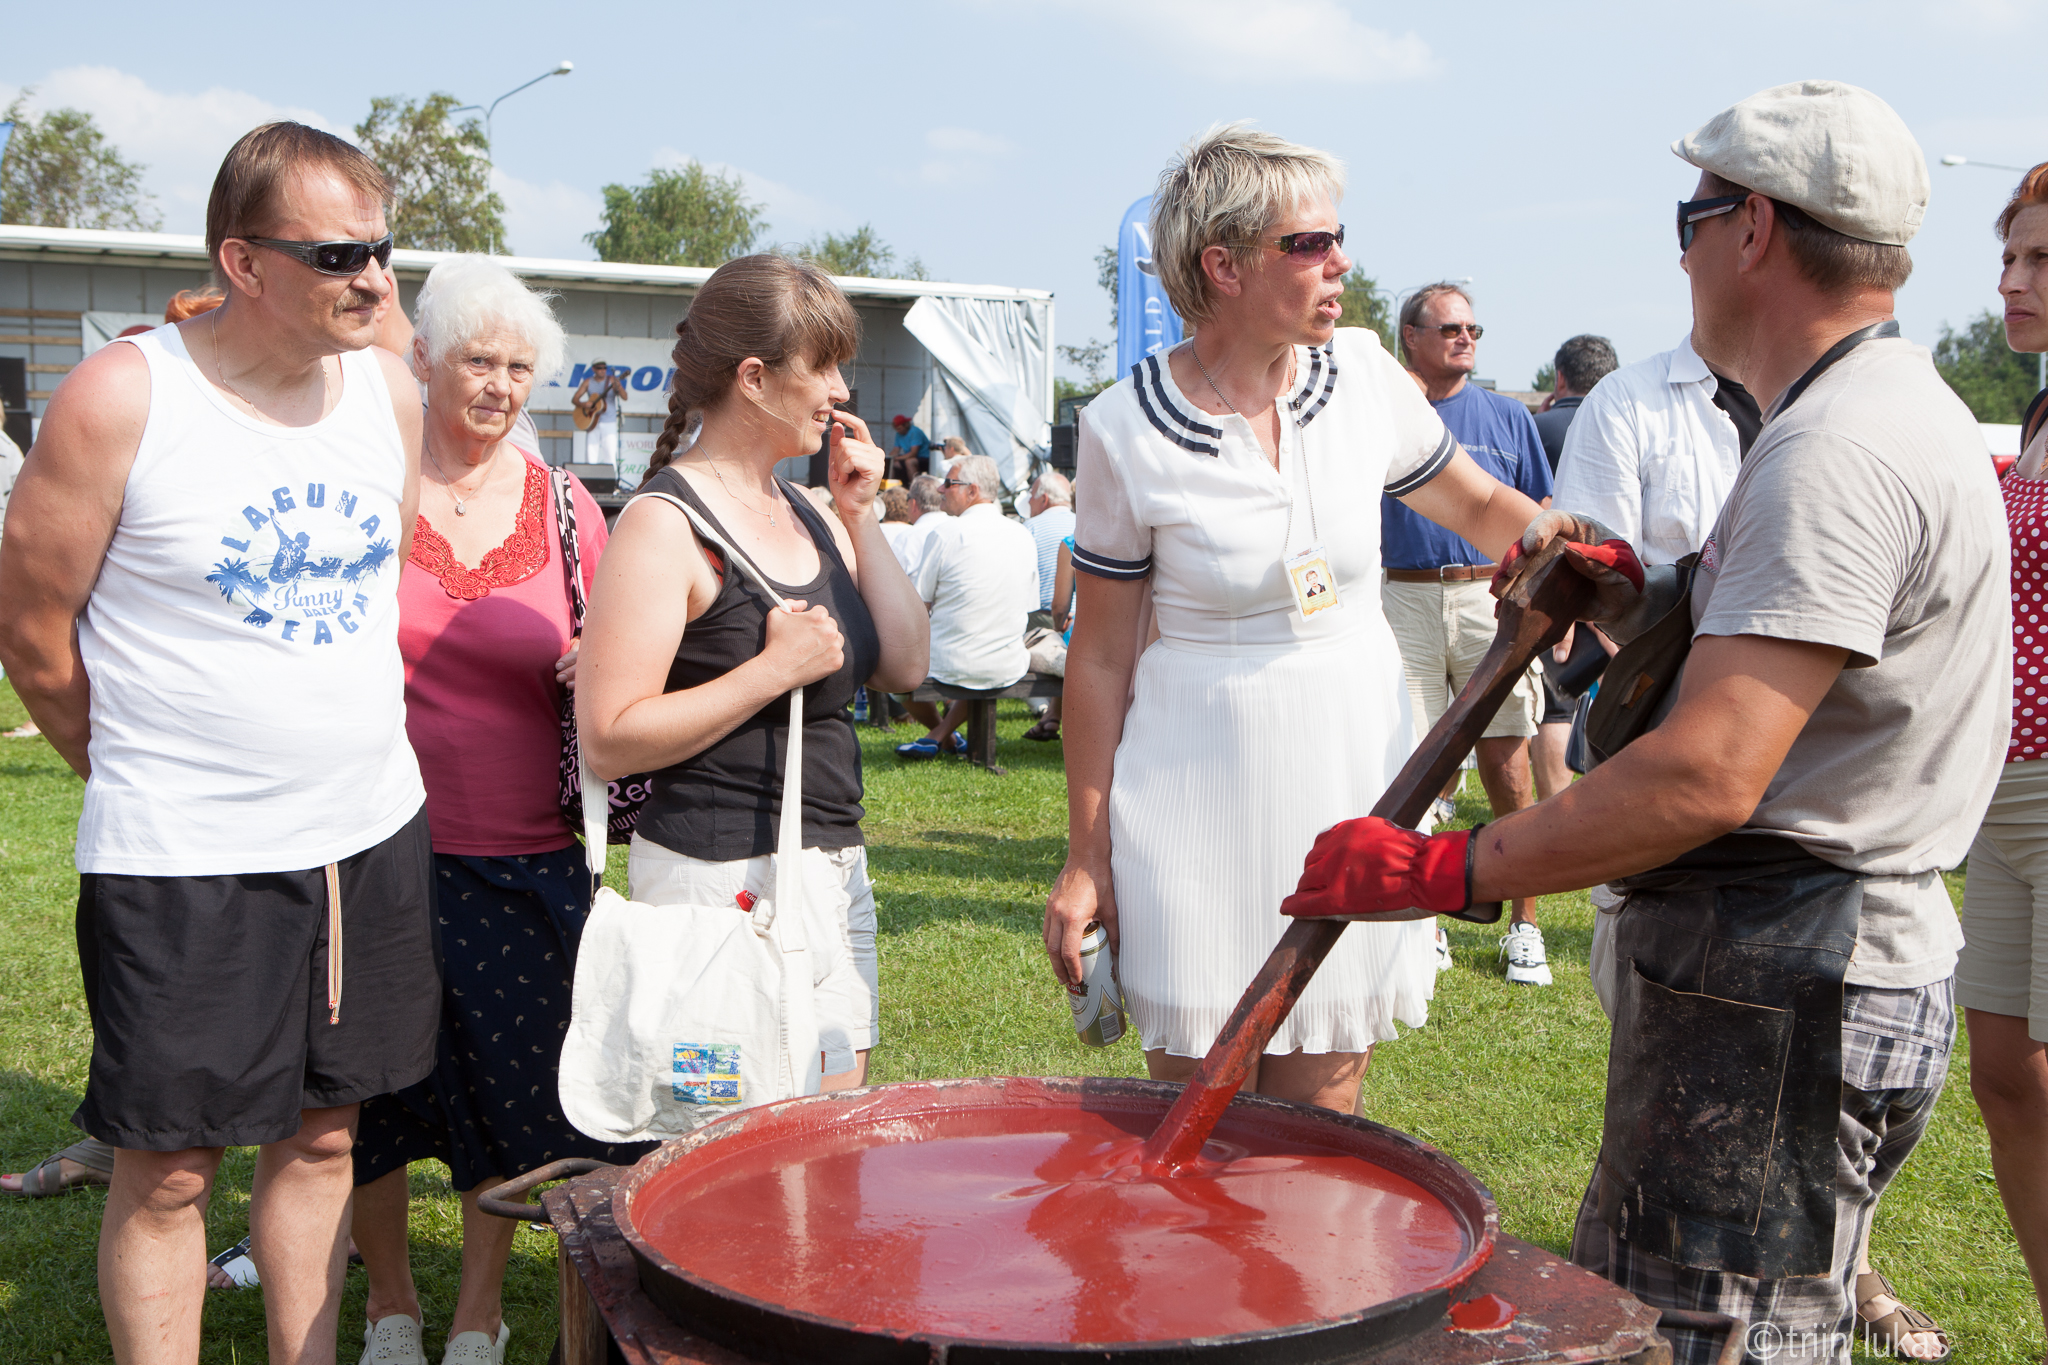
1428, 795, 1457, 831
361, 1315, 428, 1365
442, 1323, 510, 1365
1434, 924, 1454, 973
1500, 922, 1553, 987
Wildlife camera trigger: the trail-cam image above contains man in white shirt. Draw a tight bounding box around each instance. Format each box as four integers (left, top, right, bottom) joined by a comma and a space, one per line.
1552, 333, 1756, 568
889, 472, 946, 582
896, 454, 1039, 759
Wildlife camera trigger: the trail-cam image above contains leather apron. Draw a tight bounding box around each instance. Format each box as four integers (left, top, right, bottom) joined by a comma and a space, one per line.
1595, 832, 1860, 1279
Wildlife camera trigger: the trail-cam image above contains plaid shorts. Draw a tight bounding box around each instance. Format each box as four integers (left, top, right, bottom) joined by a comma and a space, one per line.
1570, 977, 1954, 1365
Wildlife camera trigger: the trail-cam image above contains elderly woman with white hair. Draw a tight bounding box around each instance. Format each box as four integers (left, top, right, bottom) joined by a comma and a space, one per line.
348, 256, 651, 1365
1044, 125, 1558, 1112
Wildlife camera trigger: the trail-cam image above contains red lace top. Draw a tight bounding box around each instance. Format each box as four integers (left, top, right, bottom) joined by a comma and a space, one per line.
398, 451, 608, 854
409, 460, 552, 599
2004, 468, 2048, 762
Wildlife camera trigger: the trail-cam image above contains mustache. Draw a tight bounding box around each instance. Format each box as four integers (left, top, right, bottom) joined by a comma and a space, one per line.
335, 290, 381, 315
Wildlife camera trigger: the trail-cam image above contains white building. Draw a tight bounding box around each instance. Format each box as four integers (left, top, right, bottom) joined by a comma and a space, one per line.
0, 225, 1054, 496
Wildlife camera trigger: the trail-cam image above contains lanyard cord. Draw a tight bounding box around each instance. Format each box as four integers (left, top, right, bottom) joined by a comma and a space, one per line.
1191, 343, 1314, 552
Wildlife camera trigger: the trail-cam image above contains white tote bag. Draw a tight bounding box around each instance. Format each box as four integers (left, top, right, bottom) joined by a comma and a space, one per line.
559, 492, 823, 1142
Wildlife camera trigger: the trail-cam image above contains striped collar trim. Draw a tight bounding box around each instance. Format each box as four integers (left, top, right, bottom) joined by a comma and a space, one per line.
1287, 342, 1339, 426
1133, 353, 1223, 457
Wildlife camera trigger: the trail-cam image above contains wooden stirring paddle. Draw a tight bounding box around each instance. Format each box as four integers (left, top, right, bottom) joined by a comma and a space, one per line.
1140, 541, 1596, 1176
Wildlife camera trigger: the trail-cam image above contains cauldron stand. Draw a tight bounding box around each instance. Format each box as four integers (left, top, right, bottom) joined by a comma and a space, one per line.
531, 1164, 1678, 1365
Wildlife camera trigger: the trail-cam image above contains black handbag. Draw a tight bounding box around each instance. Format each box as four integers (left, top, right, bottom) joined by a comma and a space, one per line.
1582, 552, 1701, 770
553, 470, 652, 843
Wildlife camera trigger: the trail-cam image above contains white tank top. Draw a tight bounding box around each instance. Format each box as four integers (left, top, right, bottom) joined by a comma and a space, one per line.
75, 324, 425, 875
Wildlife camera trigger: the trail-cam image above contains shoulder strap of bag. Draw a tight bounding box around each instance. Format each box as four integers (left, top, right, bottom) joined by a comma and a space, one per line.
2024, 387, 2048, 451
616, 489, 806, 928
551, 467, 587, 633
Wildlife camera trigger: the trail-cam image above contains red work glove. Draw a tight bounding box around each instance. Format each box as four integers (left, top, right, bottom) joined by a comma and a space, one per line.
1280, 818, 1474, 921
1491, 510, 1646, 622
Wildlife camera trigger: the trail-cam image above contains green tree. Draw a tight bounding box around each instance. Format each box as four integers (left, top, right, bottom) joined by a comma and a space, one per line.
1935, 309, 2041, 423
799, 224, 928, 281
0, 95, 160, 231
587, 161, 765, 268
1532, 362, 1556, 393
1337, 267, 1394, 351
356, 94, 504, 253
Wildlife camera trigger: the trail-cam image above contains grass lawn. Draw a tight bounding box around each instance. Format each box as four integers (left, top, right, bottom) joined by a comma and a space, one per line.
0, 687, 2038, 1363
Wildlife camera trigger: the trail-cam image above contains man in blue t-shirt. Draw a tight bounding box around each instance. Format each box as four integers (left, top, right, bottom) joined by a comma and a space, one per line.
1382, 282, 1556, 985
889, 414, 932, 481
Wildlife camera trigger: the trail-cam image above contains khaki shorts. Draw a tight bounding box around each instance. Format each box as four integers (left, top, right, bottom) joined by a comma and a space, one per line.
627, 840, 879, 1073
1959, 757, 2048, 1040
1381, 576, 1539, 741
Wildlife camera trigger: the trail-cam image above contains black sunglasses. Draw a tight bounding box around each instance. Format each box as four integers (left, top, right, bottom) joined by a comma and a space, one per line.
1676, 195, 1747, 252
1231, 225, 1346, 263
247, 232, 395, 276
1430, 322, 1483, 340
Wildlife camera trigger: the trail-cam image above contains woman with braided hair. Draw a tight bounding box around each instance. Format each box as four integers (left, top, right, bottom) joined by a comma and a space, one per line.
577, 254, 928, 1092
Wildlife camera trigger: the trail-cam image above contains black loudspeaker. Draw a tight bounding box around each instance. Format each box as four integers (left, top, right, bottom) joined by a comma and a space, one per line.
1049, 423, 1076, 472
0, 357, 25, 412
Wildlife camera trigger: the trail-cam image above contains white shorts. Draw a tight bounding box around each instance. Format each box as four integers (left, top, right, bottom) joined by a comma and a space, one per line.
626, 839, 878, 1073
1959, 758, 2048, 1040
1381, 576, 1540, 740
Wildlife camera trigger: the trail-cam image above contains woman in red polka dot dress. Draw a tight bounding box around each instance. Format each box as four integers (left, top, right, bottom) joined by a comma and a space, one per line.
1959, 159, 2048, 1349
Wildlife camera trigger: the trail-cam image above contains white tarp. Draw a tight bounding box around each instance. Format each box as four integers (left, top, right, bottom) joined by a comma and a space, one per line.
902, 295, 1051, 495
82, 312, 160, 353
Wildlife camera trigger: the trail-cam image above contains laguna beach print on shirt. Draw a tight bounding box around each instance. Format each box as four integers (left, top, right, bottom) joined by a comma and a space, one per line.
204, 480, 396, 645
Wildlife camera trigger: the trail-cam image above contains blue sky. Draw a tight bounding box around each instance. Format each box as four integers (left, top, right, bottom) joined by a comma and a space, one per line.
7, 1, 2045, 391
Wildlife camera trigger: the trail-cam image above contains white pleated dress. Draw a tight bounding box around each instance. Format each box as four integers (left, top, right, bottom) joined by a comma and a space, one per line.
1072, 328, 1457, 1057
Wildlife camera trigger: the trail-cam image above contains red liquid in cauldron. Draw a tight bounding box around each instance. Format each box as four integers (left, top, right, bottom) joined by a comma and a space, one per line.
636, 1106, 1468, 1343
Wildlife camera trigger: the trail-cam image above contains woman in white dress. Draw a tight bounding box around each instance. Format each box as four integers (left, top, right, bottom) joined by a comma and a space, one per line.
1044, 124, 1553, 1111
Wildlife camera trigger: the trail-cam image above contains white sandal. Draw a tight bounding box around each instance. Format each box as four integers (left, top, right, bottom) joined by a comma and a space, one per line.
441, 1322, 509, 1365
360, 1314, 427, 1365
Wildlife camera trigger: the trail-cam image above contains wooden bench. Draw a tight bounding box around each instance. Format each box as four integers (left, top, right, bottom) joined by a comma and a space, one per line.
904, 675, 1064, 774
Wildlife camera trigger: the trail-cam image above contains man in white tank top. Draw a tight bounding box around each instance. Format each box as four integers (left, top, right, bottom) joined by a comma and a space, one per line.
0, 123, 433, 1365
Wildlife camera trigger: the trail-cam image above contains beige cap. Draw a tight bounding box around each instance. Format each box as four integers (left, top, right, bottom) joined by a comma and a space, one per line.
1672, 80, 1928, 247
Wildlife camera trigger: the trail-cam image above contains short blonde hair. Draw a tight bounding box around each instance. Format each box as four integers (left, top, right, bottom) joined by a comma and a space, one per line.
1151, 123, 1345, 328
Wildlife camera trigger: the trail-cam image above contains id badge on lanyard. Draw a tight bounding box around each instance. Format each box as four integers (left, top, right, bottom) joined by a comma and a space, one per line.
1281, 414, 1340, 620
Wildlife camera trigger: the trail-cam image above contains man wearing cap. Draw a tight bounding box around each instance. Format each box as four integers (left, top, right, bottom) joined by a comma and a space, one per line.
1282, 81, 2004, 1363
889, 413, 932, 482
574, 359, 627, 468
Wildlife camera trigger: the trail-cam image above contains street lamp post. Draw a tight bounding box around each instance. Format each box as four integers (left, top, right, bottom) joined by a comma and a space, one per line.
1940, 154, 2027, 173
452, 60, 574, 253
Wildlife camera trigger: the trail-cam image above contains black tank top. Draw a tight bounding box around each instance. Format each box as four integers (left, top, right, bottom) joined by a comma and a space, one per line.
635, 467, 881, 860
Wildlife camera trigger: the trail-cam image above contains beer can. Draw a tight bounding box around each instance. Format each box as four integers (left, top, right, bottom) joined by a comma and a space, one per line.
1068, 923, 1126, 1047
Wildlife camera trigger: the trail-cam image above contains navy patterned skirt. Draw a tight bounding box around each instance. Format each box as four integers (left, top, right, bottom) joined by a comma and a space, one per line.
352, 846, 654, 1190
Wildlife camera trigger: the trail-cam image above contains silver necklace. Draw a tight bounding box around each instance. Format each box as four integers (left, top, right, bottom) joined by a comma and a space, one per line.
1190, 342, 1317, 550
425, 444, 492, 515
700, 447, 779, 527
211, 308, 326, 414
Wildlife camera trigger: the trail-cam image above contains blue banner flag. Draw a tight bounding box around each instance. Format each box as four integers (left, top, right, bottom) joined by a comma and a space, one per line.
1116, 195, 1183, 379
0, 123, 13, 167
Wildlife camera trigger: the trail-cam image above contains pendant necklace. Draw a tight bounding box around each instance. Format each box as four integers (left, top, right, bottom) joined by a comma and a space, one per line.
700, 447, 780, 528
425, 444, 491, 515
1191, 342, 1315, 549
